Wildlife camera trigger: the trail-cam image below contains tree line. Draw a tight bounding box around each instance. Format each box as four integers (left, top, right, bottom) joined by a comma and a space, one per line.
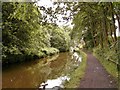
2, 2, 120, 69
71, 2, 120, 49
70, 2, 120, 78
2, 2, 71, 65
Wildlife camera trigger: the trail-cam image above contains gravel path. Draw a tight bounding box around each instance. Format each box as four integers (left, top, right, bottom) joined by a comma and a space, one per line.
79, 52, 117, 88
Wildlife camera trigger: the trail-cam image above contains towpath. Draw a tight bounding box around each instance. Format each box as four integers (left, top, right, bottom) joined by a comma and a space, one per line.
79, 52, 117, 88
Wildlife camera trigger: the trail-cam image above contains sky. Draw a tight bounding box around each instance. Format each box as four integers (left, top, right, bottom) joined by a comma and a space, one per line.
115, 20, 120, 37
36, 0, 74, 28
36, 0, 120, 36
37, 0, 53, 8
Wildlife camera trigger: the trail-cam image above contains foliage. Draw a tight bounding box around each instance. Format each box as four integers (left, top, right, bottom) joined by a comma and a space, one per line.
50, 27, 70, 52
2, 2, 70, 65
72, 2, 120, 48
71, 2, 119, 80
93, 45, 118, 78
41, 47, 59, 56
64, 50, 87, 88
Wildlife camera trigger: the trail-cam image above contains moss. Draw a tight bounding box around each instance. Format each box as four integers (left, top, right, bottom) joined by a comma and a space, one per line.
64, 50, 87, 88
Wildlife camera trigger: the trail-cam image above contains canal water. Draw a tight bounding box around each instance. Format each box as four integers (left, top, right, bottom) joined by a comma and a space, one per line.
2, 52, 81, 88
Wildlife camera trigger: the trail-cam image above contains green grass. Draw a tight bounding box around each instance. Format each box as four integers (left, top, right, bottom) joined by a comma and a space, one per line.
64, 50, 87, 88
94, 53, 118, 78
93, 48, 118, 79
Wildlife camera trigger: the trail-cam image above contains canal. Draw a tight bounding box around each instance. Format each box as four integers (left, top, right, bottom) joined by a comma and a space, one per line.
2, 52, 81, 88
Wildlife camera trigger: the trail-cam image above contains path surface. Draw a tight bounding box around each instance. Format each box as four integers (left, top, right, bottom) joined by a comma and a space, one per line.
79, 52, 117, 88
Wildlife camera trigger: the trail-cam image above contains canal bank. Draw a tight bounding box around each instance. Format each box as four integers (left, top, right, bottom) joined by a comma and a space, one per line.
64, 50, 87, 88
2, 50, 87, 88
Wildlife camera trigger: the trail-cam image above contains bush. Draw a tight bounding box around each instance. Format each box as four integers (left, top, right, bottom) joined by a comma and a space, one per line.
41, 47, 59, 56
2, 3, 70, 65
50, 28, 70, 52
93, 45, 118, 78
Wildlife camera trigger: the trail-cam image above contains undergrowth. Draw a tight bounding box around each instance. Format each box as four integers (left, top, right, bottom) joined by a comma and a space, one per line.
64, 50, 87, 88
93, 45, 118, 79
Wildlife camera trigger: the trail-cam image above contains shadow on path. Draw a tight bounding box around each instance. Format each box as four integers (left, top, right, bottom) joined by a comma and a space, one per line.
79, 52, 117, 88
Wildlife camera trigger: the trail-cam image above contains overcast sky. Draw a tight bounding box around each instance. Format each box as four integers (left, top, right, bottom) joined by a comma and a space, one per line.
36, 0, 73, 28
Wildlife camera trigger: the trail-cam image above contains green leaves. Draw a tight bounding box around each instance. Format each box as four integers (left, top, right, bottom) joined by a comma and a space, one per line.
2, 2, 71, 64
72, 2, 119, 49
50, 27, 70, 52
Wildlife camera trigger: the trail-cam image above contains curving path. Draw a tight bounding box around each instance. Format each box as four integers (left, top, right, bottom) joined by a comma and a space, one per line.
79, 52, 118, 88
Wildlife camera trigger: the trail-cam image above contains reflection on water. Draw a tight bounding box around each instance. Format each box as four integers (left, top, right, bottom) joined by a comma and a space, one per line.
2, 52, 82, 88
39, 76, 70, 89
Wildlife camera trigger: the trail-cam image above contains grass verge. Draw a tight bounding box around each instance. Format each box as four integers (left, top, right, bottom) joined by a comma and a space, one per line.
64, 50, 87, 88
93, 48, 118, 79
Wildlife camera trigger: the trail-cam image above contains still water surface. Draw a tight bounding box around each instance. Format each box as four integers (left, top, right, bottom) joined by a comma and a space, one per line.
3, 52, 79, 88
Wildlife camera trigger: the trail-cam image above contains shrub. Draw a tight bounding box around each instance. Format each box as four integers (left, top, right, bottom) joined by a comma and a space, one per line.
93, 45, 118, 78
50, 28, 70, 52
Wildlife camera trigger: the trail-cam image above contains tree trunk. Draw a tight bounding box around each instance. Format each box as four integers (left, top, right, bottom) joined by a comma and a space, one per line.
89, 11, 96, 47
110, 23, 114, 42
102, 5, 108, 47
100, 19, 104, 48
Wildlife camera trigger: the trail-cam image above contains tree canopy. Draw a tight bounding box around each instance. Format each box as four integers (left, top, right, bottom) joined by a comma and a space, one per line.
2, 1, 120, 67
2, 2, 71, 65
